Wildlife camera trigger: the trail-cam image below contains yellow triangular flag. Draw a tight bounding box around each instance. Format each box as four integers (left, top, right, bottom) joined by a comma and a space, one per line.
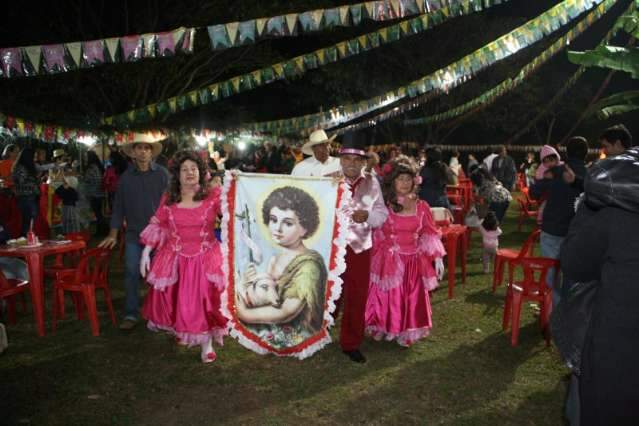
208, 84, 218, 98
66, 42, 82, 66
105, 37, 120, 61
317, 49, 326, 63
25, 46, 42, 71
339, 6, 350, 24
391, 0, 401, 16
226, 22, 240, 45
312, 9, 323, 27
256, 18, 268, 35
379, 28, 388, 42
168, 97, 177, 112
337, 42, 347, 57
127, 110, 136, 122
189, 91, 198, 105
148, 104, 157, 118
358, 35, 368, 49
172, 28, 186, 47
231, 77, 241, 92
365, 1, 374, 18
285, 13, 298, 33
273, 63, 284, 77
399, 21, 409, 34
251, 70, 262, 84
294, 56, 304, 71
417, 0, 425, 13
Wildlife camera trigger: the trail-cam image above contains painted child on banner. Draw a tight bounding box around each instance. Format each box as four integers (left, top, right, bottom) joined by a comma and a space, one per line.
365, 155, 446, 347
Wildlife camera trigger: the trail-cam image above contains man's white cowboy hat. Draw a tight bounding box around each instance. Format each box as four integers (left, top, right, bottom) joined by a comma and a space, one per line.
121, 133, 165, 158
301, 129, 337, 156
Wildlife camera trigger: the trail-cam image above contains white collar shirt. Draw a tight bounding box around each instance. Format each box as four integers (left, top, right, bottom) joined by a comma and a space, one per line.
290, 155, 341, 177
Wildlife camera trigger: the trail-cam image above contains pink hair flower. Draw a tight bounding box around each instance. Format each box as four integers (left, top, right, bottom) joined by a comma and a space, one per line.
414, 176, 422, 185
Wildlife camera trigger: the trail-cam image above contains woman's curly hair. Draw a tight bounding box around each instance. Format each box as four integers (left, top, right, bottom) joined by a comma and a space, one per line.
383, 155, 419, 213
166, 150, 209, 205
261, 186, 320, 239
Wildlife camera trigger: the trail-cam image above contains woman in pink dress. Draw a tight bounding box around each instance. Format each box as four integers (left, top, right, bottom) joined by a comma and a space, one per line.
365, 155, 446, 346
139, 150, 227, 363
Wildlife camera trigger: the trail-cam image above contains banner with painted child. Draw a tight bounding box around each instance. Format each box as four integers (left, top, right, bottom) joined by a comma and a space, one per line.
220, 172, 350, 359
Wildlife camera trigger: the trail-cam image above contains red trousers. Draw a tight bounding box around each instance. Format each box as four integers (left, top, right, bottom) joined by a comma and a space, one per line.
338, 246, 371, 351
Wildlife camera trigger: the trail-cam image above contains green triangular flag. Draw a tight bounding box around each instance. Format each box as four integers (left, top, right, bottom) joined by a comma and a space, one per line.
25, 46, 42, 72
66, 42, 82, 66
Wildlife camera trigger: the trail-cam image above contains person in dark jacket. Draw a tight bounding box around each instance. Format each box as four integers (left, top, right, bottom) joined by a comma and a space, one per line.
418, 147, 454, 210
560, 144, 639, 426
529, 136, 588, 305
490, 145, 517, 191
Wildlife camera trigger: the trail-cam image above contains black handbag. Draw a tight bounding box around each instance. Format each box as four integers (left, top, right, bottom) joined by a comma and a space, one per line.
550, 279, 599, 376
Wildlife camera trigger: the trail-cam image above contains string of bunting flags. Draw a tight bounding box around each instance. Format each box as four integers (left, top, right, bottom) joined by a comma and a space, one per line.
0, 28, 195, 79
400, 0, 631, 127
103, 0, 512, 127
232, 0, 614, 135
0, 0, 497, 79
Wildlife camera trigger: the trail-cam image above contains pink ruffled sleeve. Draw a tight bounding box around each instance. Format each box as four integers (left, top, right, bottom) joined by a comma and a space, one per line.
140, 194, 170, 249
417, 201, 446, 258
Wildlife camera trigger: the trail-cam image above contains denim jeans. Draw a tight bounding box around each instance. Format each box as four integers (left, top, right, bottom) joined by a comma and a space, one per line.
489, 200, 509, 224
540, 231, 563, 307
16, 195, 39, 237
124, 240, 144, 320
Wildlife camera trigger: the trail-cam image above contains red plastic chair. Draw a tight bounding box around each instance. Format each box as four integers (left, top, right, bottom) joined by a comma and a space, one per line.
493, 229, 540, 293
502, 257, 558, 346
0, 270, 30, 325
45, 231, 91, 277
51, 248, 116, 336
515, 197, 539, 232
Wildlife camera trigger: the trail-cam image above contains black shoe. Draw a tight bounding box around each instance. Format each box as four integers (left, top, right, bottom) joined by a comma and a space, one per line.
343, 349, 366, 363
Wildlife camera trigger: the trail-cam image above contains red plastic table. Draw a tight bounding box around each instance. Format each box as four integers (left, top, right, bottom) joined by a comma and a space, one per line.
439, 224, 468, 299
0, 240, 85, 336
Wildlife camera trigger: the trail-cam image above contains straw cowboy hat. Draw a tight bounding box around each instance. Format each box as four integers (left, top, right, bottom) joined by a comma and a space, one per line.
301, 129, 337, 156
121, 133, 165, 158
52, 149, 66, 159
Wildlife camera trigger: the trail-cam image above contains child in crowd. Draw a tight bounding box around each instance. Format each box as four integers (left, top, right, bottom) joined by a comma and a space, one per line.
54, 175, 82, 234
479, 211, 502, 274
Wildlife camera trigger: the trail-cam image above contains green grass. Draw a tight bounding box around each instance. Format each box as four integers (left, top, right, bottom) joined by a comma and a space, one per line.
0, 199, 567, 425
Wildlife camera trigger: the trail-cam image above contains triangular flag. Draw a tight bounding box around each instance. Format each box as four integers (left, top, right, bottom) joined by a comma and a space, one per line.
379, 28, 388, 42
391, 0, 401, 16
358, 35, 368, 49
148, 104, 157, 118
231, 76, 241, 92
66, 42, 82, 66
142, 34, 156, 57
172, 28, 186, 48
285, 13, 298, 33
208, 84, 219, 100
317, 49, 326, 64
273, 63, 284, 78
294, 56, 304, 71
226, 22, 240, 45
256, 18, 268, 35
189, 91, 199, 106
312, 9, 324, 28
105, 37, 120, 61
337, 42, 347, 58
365, 1, 375, 18
168, 97, 177, 112
25, 46, 42, 72
251, 70, 262, 85
339, 6, 350, 25
399, 21, 409, 34
127, 110, 136, 122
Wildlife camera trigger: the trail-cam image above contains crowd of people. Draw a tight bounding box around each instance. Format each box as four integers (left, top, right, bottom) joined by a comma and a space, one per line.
1, 123, 637, 424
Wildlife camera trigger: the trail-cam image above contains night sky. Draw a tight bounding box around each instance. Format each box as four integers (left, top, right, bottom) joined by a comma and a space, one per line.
0, 0, 637, 146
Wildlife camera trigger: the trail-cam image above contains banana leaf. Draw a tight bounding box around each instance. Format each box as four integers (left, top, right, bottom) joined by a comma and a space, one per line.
591, 90, 639, 119
567, 45, 639, 78
613, 11, 639, 38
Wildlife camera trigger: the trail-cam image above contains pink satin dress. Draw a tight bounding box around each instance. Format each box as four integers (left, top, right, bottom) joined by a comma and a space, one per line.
140, 188, 227, 346
365, 200, 446, 346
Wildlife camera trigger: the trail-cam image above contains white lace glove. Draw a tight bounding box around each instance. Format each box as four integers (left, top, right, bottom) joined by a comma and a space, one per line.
140, 246, 152, 278
435, 258, 445, 281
